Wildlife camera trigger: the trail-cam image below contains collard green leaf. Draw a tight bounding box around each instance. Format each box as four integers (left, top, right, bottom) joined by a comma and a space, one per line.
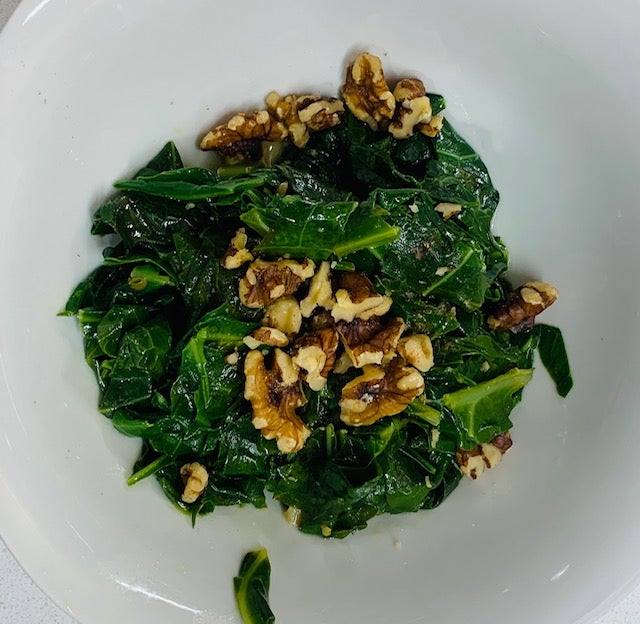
234, 548, 275, 624
535, 324, 573, 397
97, 305, 150, 357
377, 190, 489, 310
114, 167, 267, 201
442, 367, 533, 449
246, 195, 358, 260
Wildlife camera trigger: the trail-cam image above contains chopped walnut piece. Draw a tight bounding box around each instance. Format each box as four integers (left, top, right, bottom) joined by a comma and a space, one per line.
333, 350, 354, 375
265, 91, 309, 148
239, 258, 315, 308
243, 326, 289, 349
297, 95, 344, 131
388, 78, 433, 140
418, 114, 444, 138
339, 359, 425, 426
222, 228, 254, 270
337, 316, 406, 368
487, 281, 559, 332
244, 348, 310, 453
262, 296, 302, 337
397, 334, 434, 372
456, 432, 513, 479
300, 260, 335, 317
200, 110, 288, 161
265, 92, 345, 148
434, 202, 462, 220
331, 271, 392, 323
291, 327, 339, 391
341, 52, 395, 131
180, 462, 209, 503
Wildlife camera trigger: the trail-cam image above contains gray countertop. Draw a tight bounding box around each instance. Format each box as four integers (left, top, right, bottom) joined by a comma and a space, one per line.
0, 1, 638, 622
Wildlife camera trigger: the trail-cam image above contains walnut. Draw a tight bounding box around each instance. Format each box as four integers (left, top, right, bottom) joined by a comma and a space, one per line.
265, 91, 309, 148
180, 462, 209, 503
339, 359, 425, 426
434, 202, 462, 220
330, 271, 392, 323
418, 114, 444, 138
397, 334, 434, 372
262, 296, 302, 337
222, 228, 254, 270
337, 316, 406, 368
239, 258, 315, 308
265, 92, 345, 148
244, 348, 310, 453
388, 78, 433, 140
200, 110, 288, 159
487, 281, 559, 332
300, 260, 335, 317
456, 432, 513, 480
333, 350, 354, 375
297, 95, 344, 131
341, 52, 395, 131
243, 326, 289, 349
291, 327, 339, 391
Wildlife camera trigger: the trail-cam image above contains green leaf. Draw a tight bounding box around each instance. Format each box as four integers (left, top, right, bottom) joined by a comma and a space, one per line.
244, 194, 358, 260
234, 548, 275, 624
114, 167, 268, 201
377, 190, 489, 310
535, 324, 573, 397
442, 368, 533, 449
96, 305, 149, 357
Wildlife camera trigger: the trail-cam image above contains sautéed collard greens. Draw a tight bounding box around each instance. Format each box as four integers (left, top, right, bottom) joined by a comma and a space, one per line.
62, 53, 572, 539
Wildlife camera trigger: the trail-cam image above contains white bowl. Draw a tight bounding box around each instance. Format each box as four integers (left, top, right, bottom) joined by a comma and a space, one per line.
1, 1, 640, 622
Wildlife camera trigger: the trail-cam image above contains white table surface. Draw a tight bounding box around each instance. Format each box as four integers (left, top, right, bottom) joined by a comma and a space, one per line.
0, 1, 639, 623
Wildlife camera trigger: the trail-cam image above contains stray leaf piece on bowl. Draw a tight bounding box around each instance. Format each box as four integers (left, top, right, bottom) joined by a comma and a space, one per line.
234, 548, 275, 624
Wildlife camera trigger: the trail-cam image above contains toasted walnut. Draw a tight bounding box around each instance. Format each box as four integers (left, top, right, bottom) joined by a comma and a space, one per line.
180, 462, 209, 503
331, 271, 392, 323
200, 110, 288, 161
265, 91, 345, 148
263, 296, 302, 337
397, 334, 434, 372
333, 350, 353, 375
456, 432, 513, 480
243, 326, 289, 349
337, 316, 406, 368
389, 78, 433, 140
487, 281, 559, 332
339, 359, 425, 426
342, 52, 395, 131
244, 348, 310, 453
222, 228, 254, 269
434, 202, 462, 220
300, 261, 335, 317
418, 114, 444, 138
239, 258, 315, 308
297, 95, 344, 131
291, 327, 339, 391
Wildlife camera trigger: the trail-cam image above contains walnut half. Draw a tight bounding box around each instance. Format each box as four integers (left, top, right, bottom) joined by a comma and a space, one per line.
244, 348, 310, 453
339, 359, 425, 426
239, 258, 315, 308
488, 281, 559, 332
200, 110, 288, 162
180, 462, 209, 503
388, 78, 433, 140
342, 52, 395, 131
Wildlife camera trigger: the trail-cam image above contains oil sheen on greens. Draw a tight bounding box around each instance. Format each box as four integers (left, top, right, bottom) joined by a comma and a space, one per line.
62, 99, 572, 538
